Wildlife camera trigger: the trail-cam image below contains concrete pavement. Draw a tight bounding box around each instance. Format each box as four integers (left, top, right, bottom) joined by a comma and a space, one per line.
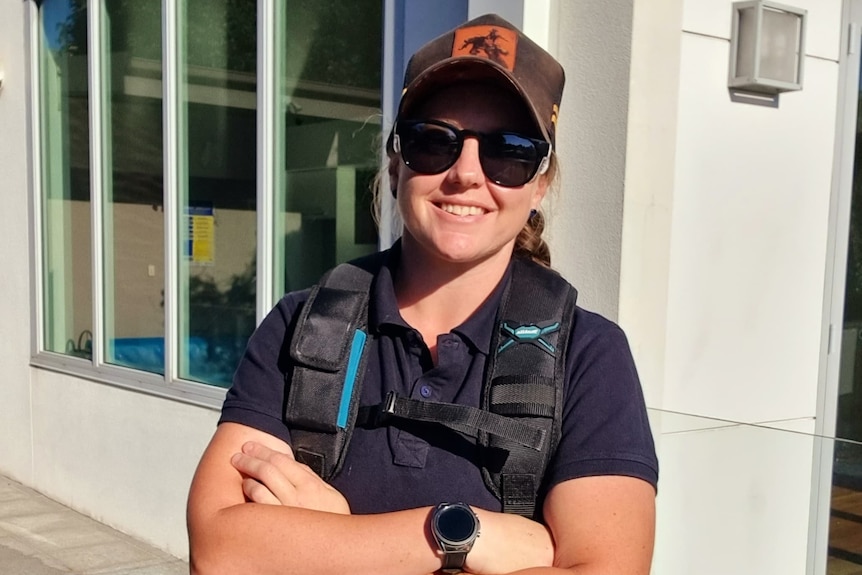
0, 475, 188, 574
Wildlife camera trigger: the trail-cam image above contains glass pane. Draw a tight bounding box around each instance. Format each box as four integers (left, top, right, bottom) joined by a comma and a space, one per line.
274, 0, 382, 296
40, 0, 93, 359
831, 36, 862, 573
760, 8, 801, 84
178, 0, 257, 386
648, 409, 830, 573
102, 1, 165, 374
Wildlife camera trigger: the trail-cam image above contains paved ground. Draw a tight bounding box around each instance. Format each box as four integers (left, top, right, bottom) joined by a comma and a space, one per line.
0, 476, 188, 574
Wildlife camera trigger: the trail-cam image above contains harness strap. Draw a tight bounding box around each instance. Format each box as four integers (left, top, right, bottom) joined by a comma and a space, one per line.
482, 258, 577, 518
284, 252, 385, 479
356, 392, 546, 450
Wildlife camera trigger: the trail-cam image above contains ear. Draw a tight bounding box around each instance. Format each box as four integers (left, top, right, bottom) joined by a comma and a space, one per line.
530, 174, 549, 210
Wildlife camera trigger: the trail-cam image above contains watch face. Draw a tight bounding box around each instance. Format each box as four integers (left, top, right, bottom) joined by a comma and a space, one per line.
436, 505, 477, 543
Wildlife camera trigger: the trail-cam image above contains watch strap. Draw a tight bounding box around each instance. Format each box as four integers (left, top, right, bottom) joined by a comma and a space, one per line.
440, 550, 468, 573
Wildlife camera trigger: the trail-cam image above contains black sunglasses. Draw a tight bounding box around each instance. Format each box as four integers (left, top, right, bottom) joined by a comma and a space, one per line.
392, 120, 551, 188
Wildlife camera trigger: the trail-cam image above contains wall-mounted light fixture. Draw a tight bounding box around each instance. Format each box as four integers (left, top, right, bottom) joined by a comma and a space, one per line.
729, 1, 806, 94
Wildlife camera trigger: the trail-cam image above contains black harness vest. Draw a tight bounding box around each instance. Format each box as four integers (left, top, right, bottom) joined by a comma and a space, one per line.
283, 252, 577, 518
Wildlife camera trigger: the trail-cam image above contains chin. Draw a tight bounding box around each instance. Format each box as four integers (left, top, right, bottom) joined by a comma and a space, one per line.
404, 230, 514, 267
433, 244, 511, 267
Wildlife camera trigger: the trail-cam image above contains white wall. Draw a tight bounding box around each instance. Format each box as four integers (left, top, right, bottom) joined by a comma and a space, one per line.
542, 0, 635, 320
0, 0, 37, 486
666, 35, 836, 424
30, 370, 218, 558
620, 0, 844, 572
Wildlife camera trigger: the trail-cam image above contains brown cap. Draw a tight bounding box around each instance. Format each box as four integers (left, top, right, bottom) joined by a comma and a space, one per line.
396, 13, 565, 147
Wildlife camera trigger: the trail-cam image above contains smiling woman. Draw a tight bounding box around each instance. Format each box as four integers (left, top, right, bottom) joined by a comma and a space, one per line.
188, 13, 658, 575
391, 82, 549, 275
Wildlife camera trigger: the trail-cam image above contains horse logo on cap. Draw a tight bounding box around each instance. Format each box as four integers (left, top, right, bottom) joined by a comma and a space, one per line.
452, 26, 518, 71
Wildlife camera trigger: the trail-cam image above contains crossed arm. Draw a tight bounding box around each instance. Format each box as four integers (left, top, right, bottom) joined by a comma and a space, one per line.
186, 422, 656, 575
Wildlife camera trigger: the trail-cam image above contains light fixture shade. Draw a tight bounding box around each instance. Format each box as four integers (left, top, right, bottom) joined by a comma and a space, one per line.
729, 1, 806, 94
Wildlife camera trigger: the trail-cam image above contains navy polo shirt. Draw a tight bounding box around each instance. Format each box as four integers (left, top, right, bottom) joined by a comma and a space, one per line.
220, 249, 658, 514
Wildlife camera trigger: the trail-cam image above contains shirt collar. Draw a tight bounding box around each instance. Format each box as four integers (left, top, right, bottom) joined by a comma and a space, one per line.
369, 243, 410, 331
368, 241, 511, 356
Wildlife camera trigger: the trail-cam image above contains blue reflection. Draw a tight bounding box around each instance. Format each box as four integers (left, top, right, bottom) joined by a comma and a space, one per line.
42, 0, 77, 50
109, 336, 237, 387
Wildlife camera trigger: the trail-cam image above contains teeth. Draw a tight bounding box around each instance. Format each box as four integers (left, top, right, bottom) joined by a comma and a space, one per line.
440, 203, 485, 216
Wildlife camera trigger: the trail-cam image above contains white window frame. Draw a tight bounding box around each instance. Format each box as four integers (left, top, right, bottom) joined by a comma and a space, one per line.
25, 0, 474, 407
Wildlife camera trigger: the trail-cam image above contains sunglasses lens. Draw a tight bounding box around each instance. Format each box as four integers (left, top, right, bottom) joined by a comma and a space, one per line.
399, 122, 460, 174
396, 121, 548, 187
481, 133, 543, 187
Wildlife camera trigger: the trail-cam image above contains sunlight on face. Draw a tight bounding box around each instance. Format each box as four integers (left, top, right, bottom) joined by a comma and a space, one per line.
394, 81, 549, 269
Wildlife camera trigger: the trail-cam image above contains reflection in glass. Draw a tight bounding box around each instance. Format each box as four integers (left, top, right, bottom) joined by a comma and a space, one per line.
830, 439, 862, 572
831, 38, 862, 573
40, 0, 93, 359
178, 0, 257, 386
274, 0, 382, 296
101, 2, 165, 374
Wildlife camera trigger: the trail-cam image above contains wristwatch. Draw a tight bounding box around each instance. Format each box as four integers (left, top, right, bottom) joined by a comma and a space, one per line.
430, 502, 481, 573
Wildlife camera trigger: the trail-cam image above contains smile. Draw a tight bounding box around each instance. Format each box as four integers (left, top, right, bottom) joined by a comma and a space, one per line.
439, 203, 486, 217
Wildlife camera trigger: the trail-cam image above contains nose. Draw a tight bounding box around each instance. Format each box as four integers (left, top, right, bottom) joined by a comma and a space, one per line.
446, 136, 484, 188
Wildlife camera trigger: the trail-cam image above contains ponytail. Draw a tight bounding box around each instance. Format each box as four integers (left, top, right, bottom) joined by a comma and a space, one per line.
514, 210, 551, 268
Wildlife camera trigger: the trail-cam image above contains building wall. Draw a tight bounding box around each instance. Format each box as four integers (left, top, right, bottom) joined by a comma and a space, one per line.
619, 0, 843, 572
545, 0, 635, 320
666, 0, 838, 425
29, 370, 218, 558
0, 0, 37, 488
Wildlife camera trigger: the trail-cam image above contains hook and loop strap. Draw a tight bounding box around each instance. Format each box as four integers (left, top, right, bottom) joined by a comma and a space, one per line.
357, 392, 546, 451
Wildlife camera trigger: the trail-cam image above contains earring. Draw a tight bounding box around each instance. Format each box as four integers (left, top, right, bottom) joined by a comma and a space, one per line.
529, 209, 538, 219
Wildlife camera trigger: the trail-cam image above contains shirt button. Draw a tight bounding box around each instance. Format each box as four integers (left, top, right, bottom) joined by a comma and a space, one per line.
420, 385, 432, 398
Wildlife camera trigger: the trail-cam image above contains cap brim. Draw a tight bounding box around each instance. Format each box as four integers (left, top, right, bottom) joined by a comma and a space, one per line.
397, 58, 551, 145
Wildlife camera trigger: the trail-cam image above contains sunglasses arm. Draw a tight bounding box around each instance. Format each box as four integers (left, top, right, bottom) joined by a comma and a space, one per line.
537, 147, 552, 177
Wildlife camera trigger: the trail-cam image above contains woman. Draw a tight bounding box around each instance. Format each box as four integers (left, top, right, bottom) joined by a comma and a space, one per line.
187, 13, 658, 575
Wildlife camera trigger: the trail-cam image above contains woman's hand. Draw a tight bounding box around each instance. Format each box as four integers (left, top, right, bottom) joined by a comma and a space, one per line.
230, 441, 351, 515
463, 508, 555, 574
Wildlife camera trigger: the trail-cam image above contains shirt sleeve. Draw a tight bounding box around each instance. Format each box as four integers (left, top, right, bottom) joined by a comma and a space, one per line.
218, 290, 309, 444
543, 307, 659, 491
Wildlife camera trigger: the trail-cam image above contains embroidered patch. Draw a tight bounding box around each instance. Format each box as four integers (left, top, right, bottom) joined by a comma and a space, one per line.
452, 25, 518, 71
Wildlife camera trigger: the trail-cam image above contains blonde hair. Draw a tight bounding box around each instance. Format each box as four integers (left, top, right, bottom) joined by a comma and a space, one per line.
513, 154, 557, 268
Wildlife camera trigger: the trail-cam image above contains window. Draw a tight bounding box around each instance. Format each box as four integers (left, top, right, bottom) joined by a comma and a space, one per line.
177, 0, 258, 386
35, 0, 382, 394
274, 0, 382, 295
102, 1, 165, 375
40, 0, 93, 360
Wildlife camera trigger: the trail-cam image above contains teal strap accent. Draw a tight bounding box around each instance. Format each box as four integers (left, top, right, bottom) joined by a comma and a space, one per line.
337, 330, 367, 429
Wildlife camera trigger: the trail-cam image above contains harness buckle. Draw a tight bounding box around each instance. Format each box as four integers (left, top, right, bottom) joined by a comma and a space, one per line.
383, 390, 398, 412
377, 391, 398, 425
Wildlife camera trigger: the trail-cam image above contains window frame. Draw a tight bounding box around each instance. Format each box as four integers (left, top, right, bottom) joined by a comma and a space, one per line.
25, 0, 463, 407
